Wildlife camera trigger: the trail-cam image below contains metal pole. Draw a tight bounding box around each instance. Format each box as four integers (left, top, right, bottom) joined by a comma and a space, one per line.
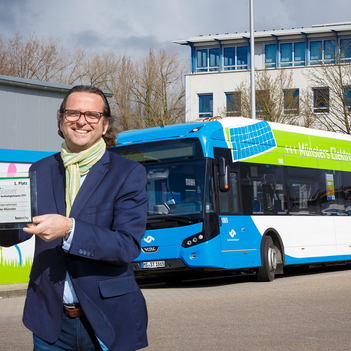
250, 0, 256, 119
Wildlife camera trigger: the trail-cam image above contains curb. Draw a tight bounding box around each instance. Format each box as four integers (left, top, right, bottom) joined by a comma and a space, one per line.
0, 283, 28, 299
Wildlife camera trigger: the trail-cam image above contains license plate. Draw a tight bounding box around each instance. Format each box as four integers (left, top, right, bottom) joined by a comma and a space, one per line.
141, 261, 165, 269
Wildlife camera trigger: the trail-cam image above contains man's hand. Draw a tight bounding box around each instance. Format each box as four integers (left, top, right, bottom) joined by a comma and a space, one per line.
23, 215, 73, 242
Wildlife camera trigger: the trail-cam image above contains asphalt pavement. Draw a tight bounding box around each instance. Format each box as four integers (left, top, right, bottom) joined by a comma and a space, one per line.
1, 266, 351, 350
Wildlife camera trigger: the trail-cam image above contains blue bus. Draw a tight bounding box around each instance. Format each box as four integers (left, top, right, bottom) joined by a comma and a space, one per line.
111, 117, 351, 282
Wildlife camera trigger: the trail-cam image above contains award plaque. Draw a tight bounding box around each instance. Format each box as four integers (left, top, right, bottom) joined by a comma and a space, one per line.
0, 176, 33, 224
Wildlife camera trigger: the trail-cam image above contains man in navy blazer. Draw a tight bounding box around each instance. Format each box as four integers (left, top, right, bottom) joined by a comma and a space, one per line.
0, 86, 148, 350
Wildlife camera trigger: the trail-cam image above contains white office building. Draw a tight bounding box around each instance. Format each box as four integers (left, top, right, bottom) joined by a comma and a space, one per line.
173, 22, 351, 123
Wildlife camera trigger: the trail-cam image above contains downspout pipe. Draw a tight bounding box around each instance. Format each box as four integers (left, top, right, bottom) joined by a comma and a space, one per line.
301, 32, 308, 65
331, 29, 339, 41
331, 30, 339, 61
243, 37, 250, 69
271, 34, 279, 67
214, 39, 222, 71
185, 41, 195, 73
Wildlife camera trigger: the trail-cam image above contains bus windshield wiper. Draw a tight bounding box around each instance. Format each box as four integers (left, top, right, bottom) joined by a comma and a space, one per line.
147, 215, 194, 224
140, 159, 161, 164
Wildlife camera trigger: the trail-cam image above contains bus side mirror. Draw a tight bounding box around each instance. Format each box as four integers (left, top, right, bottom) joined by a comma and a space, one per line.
218, 157, 230, 192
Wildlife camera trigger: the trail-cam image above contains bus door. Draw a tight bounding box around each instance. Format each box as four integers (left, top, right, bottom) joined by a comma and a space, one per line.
218, 172, 260, 269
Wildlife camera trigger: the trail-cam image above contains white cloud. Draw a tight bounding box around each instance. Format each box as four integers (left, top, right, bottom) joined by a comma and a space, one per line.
0, 0, 350, 60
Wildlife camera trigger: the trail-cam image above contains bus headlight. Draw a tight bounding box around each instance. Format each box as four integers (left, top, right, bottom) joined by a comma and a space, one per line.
182, 234, 205, 247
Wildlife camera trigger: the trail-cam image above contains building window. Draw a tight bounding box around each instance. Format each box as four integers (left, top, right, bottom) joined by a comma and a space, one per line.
199, 94, 213, 118
280, 43, 292, 67
309, 39, 339, 65
280, 42, 306, 67
223, 46, 248, 70
223, 47, 235, 70
237, 46, 248, 70
209, 48, 220, 71
193, 36, 351, 73
341, 39, 351, 62
310, 41, 322, 65
226, 92, 241, 116
313, 88, 329, 113
283, 89, 299, 113
265, 44, 277, 68
196, 48, 219, 72
344, 86, 351, 110
196, 49, 207, 72
324, 40, 337, 64
294, 42, 305, 66
256, 90, 269, 115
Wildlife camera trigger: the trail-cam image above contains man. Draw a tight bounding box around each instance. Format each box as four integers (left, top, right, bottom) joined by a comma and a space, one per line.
0, 85, 148, 350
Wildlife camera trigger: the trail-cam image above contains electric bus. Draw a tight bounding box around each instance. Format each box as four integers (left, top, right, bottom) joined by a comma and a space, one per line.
110, 117, 351, 282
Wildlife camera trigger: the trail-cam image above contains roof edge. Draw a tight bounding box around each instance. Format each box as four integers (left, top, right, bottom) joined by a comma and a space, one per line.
0, 75, 113, 97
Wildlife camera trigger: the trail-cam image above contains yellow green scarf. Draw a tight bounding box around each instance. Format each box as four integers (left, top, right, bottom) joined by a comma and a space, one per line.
61, 138, 106, 217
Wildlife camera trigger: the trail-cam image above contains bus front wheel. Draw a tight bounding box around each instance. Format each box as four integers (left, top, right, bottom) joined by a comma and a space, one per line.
257, 236, 277, 282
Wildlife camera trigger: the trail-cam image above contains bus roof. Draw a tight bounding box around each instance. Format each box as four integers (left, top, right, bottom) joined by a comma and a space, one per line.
0, 148, 55, 164
117, 121, 214, 144
118, 118, 351, 145
117, 118, 351, 171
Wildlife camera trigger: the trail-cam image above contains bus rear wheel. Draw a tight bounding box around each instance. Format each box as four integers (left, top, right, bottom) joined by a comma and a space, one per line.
257, 236, 277, 282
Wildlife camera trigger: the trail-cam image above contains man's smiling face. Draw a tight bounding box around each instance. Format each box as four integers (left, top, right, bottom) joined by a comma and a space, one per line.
60, 92, 109, 153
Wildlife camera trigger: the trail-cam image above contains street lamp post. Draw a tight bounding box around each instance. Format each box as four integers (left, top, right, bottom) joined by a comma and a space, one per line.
250, 0, 256, 119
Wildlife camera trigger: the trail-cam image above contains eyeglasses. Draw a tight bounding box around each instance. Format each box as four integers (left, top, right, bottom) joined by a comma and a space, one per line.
63, 109, 104, 124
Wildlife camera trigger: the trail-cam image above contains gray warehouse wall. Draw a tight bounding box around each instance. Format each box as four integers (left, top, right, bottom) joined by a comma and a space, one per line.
0, 85, 66, 152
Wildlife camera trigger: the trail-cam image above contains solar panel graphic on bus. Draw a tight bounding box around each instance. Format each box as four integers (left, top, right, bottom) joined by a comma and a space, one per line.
226, 120, 277, 161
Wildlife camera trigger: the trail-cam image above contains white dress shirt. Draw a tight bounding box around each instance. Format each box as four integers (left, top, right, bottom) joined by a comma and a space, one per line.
62, 174, 87, 304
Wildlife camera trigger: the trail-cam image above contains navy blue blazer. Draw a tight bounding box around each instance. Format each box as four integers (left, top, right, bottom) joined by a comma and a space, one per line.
0, 150, 149, 351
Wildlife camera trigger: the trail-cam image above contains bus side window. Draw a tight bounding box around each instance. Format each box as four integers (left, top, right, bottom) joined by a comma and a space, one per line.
342, 172, 351, 215
218, 172, 240, 214
241, 181, 253, 215
239, 163, 286, 215
231, 173, 240, 213
287, 180, 319, 214
321, 171, 344, 215
286, 167, 319, 215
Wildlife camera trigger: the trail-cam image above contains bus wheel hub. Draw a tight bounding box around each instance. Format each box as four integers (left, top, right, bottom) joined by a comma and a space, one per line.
268, 247, 277, 271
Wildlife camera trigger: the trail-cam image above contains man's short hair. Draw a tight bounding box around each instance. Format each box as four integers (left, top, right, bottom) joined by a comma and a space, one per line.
57, 85, 117, 148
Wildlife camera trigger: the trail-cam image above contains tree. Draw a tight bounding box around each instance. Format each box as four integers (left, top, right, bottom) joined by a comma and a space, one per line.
0, 32, 187, 131
304, 39, 351, 134
104, 54, 140, 132
235, 68, 299, 125
58, 47, 88, 85
130, 48, 187, 129
0, 32, 75, 82
0, 36, 7, 74
298, 88, 319, 129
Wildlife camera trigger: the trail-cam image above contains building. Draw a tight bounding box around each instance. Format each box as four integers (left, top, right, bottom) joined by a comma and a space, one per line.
0, 75, 73, 152
173, 22, 351, 123
0, 75, 113, 152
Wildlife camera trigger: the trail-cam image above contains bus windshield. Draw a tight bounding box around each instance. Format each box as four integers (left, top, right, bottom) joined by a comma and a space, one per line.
114, 138, 203, 164
111, 138, 209, 229
144, 159, 209, 229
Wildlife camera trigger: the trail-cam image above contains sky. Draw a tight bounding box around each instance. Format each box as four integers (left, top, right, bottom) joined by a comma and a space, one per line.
1, 0, 351, 61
